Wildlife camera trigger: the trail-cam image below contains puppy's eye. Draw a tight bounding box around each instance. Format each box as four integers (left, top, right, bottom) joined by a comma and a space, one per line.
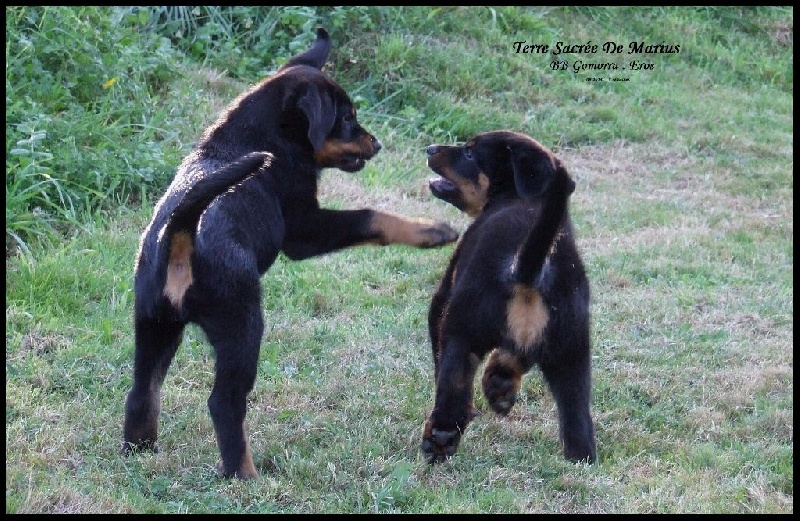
464, 148, 474, 161
343, 112, 355, 122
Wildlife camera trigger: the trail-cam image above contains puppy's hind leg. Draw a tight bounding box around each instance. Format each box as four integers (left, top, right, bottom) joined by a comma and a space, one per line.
540, 352, 596, 464
421, 336, 482, 464
122, 317, 185, 454
199, 298, 264, 479
481, 346, 526, 416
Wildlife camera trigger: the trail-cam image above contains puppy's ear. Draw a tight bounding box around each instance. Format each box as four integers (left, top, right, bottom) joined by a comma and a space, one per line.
296, 85, 337, 151
509, 145, 574, 200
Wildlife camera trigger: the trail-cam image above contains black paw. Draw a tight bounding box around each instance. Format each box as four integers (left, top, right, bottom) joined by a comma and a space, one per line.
561, 416, 596, 464
483, 373, 518, 416
421, 427, 462, 464
563, 438, 597, 464
120, 439, 158, 456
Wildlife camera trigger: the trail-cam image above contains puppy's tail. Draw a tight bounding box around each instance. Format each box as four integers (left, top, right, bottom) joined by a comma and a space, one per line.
281, 27, 331, 70
166, 151, 273, 234
512, 167, 575, 288
505, 163, 575, 349
145, 151, 271, 312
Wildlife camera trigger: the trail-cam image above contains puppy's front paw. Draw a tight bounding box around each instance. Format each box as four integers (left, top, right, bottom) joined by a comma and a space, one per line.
420, 407, 479, 464
216, 459, 260, 480
369, 212, 459, 248
416, 221, 459, 248
120, 439, 158, 455
421, 426, 462, 464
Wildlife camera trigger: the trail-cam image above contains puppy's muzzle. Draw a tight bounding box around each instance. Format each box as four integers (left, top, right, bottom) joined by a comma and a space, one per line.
370, 136, 383, 156
425, 144, 456, 197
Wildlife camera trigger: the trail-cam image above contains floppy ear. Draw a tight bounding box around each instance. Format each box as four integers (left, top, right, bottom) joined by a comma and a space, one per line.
296, 85, 337, 151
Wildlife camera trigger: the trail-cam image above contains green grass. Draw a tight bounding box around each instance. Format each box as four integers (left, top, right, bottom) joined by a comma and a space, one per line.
5, 6, 793, 514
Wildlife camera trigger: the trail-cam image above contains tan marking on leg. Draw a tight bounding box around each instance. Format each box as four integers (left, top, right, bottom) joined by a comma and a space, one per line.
367, 211, 443, 247
163, 231, 194, 308
482, 348, 524, 414
237, 423, 258, 479
506, 284, 549, 350
483, 348, 524, 394
485, 348, 524, 376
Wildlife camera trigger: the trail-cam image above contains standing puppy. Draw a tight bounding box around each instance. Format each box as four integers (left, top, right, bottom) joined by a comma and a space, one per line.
122, 28, 458, 479
422, 131, 596, 464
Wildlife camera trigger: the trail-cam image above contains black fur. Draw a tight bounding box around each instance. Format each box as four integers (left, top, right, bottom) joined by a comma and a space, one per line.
421, 130, 596, 464
121, 27, 459, 479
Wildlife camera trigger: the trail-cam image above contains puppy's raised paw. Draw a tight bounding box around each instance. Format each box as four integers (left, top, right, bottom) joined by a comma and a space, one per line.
483, 371, 518, 416
416, 221, 459, 248
368, 212, 459, 248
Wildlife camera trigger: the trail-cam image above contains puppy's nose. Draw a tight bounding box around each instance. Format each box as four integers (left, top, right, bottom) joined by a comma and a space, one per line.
426, 145, 440, 156
372, 136, 382, 152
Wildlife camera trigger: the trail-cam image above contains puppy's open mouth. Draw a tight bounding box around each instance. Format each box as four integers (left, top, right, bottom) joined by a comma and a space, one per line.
340, 155, 367, 172
429, 176, 457, 198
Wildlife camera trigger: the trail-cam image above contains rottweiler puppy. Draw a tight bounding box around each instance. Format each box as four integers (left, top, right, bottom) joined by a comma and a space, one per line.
121, 28, 458, 479
421, 130, 596, 464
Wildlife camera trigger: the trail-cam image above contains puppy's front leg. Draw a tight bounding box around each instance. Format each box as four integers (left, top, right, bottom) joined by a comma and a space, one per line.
366, 210, 459, 248
421, 336, 482, 464
282, 207, 458, 260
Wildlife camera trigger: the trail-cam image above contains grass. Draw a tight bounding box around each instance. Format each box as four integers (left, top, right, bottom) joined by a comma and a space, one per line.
5, 6, 793, 514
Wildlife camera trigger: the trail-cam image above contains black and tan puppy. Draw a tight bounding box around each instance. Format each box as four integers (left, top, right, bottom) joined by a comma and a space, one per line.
121, 28, 458, 479
421, 130, 596, 464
